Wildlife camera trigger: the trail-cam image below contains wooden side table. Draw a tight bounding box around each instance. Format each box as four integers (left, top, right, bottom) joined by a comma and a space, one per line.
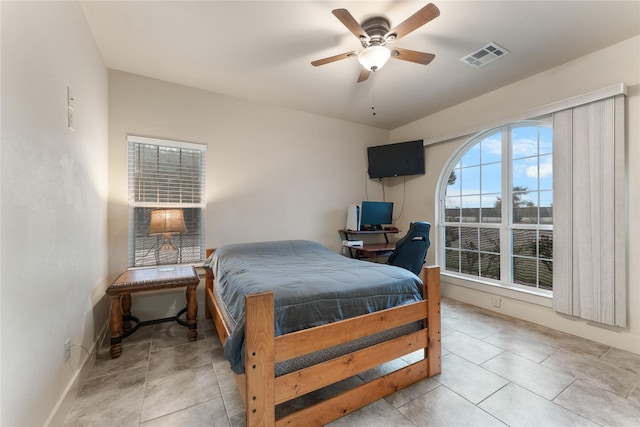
106, 266, 200, 358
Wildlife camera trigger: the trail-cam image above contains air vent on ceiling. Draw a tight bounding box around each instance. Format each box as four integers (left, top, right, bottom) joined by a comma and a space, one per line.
460, 42, 509, 68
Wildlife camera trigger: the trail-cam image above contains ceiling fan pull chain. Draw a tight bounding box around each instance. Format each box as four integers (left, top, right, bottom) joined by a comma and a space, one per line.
371, 71, 377, 116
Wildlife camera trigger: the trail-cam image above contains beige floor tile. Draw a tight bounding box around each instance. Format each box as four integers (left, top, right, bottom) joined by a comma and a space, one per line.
139, 398, 229, 427
89, 339, 151, 379
542, 350, 640, 397
118, 323, 155, 346
398, 385, 505, 426
140, 364, 221, 422
357, 358, 408, 382
198, 314, 215, 329
212, 357, 246, 421
434, 353, 509, 404
147, 339, 214, 381
384, 377, 440, 408
150, 321, 207, 352
325, 398, 414, 427
276, 376, 364, 419
201, 321, 222, 347
479, 383, 598, 426
440, 300, 526, 339
64, 407, 141, 427
103, 321, 154, 351
400, 348, 426, 364
65, 366, 146, 425
210, 346, 229, 366
600, 347, 640, 375
542, 329, 611, 358
629, 382, 640, 404
482, 329, 557, 363
443, 330, 504, 364
400, 347, 450, 364
554, 380, 640, 426
218, 378, 245, 422
481, 351, 576, 400
228, 412, 246, 427
440, 322, 457, 337
442, 313, 504, 340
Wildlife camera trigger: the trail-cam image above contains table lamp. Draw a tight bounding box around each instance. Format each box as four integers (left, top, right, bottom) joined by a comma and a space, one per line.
148, 208, 187, 265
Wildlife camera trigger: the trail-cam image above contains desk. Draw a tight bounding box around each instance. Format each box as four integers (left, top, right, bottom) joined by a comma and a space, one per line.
339, 228, 399, 259
351, 242, 396, 259
106, 266, 200, 358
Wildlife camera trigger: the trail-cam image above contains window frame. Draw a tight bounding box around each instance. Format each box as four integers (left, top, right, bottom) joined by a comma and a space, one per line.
127, 135, 207, 268
437, 119, 553, 297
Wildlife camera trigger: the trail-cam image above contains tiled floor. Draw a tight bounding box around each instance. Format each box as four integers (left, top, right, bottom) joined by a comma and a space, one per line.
63, 298, 640, 426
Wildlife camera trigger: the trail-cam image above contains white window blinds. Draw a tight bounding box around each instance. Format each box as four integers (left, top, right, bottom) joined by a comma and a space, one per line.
128, 136, 207, 267
552, 94, 626, 327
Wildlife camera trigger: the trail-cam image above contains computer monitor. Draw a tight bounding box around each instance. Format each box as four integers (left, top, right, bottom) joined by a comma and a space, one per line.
360, 201, 393, 230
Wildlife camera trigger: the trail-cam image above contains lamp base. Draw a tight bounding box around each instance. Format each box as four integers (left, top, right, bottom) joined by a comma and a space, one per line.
155, 241, 179, 265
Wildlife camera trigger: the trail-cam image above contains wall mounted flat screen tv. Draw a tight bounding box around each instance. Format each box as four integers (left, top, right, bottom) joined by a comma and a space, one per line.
367, 140, 425, 179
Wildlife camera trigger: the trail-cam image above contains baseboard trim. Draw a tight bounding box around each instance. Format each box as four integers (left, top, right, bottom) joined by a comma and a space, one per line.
45, 321, 109, 427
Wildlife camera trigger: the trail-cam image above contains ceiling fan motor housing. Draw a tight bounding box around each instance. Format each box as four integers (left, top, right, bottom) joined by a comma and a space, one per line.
360, 16, 391, 47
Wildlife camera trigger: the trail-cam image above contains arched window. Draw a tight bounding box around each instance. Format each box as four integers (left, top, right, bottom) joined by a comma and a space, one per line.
439, 120, 552, 293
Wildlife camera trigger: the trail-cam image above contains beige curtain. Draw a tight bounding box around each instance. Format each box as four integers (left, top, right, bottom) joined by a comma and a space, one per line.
552, 94, 626, 327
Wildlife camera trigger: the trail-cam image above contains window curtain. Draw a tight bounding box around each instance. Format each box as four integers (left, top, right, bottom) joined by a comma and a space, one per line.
552, 94, 626, 327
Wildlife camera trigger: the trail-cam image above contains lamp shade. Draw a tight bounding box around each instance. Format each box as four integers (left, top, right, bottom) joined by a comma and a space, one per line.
148, 209, 187, 236
358, 45, 391, 71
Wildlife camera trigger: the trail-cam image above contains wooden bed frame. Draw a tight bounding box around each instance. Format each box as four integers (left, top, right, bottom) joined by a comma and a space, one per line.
204, 248, 441, 426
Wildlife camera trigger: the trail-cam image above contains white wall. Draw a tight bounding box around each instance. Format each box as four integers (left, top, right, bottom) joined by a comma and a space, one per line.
389, 36, 640, 354
0, 2, 109, 426
107, 70, 390, 319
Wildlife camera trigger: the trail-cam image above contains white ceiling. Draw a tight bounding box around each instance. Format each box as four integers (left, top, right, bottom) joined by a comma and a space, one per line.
80, 1, 640, 130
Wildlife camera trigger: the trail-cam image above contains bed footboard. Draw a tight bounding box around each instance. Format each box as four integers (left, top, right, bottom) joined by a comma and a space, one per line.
204, 249, 441, 427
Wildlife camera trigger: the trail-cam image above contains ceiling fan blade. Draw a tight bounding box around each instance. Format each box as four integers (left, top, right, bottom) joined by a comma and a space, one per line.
332, 9, 369, 41
311, 51, 357, 67
385, 3, 440, 41
391, 47, 435, 65
357, 68, 371, 83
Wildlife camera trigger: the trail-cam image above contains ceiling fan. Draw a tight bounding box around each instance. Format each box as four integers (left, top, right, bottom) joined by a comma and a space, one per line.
311, 3, 440, 83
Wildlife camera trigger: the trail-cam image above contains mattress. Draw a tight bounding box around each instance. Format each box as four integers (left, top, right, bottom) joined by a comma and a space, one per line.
204, 240, 423, 374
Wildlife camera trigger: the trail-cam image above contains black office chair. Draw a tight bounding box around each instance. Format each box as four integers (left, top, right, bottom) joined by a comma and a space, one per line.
387, 221, 431, 276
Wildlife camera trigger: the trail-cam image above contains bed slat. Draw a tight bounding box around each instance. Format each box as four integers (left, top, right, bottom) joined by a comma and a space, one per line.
275, 300, 427, 362
275, 329, 427, 404
276, 359, 430, 427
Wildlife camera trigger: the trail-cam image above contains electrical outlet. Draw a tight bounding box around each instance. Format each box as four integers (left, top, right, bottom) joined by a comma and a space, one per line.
492, 295, 502, 308
64, 339, 71, 363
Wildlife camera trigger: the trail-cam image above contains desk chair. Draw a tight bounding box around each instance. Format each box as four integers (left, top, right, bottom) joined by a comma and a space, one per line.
387, 221, 431, 276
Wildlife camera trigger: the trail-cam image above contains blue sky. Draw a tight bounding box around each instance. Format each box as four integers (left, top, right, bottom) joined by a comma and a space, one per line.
446, 125, 553, 210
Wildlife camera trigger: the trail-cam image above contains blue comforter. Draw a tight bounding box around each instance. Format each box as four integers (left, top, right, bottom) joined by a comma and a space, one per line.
204, 240, 423, 373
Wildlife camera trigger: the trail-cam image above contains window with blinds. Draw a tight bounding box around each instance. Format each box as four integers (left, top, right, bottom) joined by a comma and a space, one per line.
128, 135, 206, 267
441, 121, 553, 292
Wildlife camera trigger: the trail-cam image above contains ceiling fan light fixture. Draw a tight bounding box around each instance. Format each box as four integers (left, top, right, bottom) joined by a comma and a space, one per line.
358, 45, 391, 71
